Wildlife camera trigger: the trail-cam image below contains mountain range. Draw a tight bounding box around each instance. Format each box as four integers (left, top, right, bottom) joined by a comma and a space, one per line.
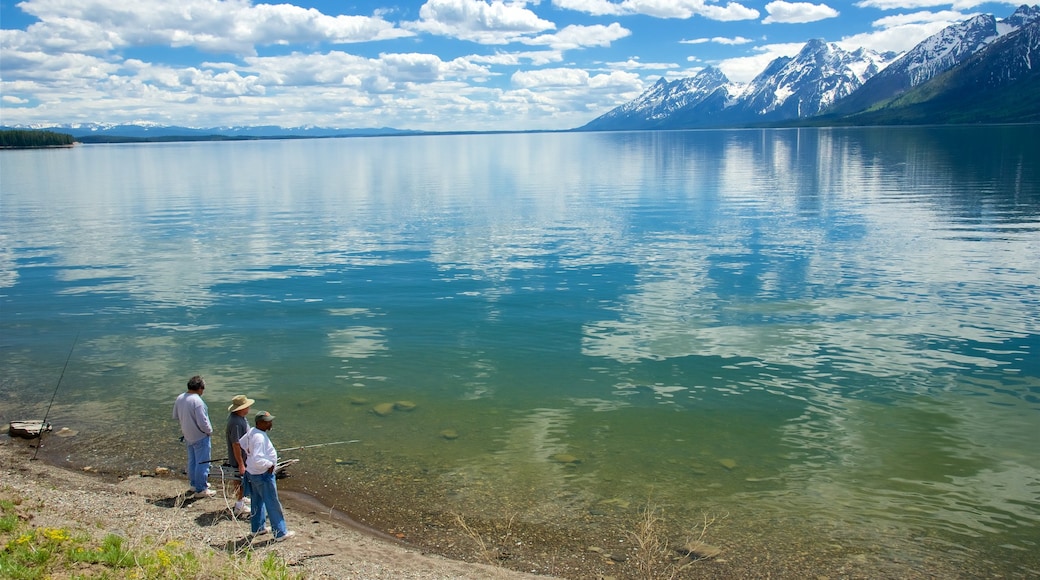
7, 6, 1039, 139
581, 4, 1040, 131
0, 123, 418, 142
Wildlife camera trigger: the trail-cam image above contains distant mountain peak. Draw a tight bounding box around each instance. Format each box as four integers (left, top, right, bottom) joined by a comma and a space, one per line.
826, 4, 1040, 116
578, 4, 1039, 131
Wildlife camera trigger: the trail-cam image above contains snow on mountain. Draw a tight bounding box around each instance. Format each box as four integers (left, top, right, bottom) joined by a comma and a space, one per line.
733, 39, 893, 119
578, 5, 1038, 130
580, 67, 733, 130
828, 4, 1040, 115
582, 39, 893, 129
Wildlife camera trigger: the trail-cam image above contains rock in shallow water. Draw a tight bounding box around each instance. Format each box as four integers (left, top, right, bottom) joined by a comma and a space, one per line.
551, 453, 581, 465
372, 403, 395, 416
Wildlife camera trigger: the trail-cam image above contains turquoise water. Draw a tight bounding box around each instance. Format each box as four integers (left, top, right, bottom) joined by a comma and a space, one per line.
2, 127, 1039, 574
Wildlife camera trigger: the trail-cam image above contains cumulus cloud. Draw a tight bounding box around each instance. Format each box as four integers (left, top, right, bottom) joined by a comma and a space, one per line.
408, 0, 556, 43
717, 42, 805, 83
552, 0, 760, 20
605, 58, 681, 70
523, 23, 631, 50
681, 36, 754, 44
12, 0, 412, 56
468, 50, 568, 66
239, 50, 491, 88
871, 10, 971, 28
512, 67, 640, 89
854, 0, 1006, 9
835, 8, 967, 53
763, 1, 839, 24
837, 21, 955, 53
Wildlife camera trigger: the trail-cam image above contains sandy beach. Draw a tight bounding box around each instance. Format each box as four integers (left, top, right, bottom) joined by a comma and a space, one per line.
0, 435, 551, 579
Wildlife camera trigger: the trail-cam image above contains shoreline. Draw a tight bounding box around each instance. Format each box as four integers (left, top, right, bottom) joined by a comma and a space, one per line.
0, 435, 550, 579
5, 425, 1030, 579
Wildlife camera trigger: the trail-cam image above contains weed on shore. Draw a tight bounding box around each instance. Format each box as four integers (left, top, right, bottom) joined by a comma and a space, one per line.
0, 490, 300, 579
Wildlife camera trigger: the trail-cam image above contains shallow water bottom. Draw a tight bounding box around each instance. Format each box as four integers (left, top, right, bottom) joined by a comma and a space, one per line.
28, 424, 1040, 580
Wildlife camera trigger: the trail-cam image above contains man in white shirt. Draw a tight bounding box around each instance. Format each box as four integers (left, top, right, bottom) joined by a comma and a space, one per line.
172, 375, 214, 498
239, 411, 294, 541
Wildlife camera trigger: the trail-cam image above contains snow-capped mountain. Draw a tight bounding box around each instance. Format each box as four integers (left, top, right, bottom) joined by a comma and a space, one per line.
579, 5, 1039, 130
580, 67, 732, 131
827, 4, 1040, 116
841, 16, 1040, 125
580, 40, 893, 130
730, 40, 893, 121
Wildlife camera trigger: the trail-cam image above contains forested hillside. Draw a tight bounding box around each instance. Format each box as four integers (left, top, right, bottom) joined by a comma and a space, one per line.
0, 129, 75, 148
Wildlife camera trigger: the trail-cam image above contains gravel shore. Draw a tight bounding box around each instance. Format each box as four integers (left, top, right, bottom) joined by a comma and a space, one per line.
0, 436, 550, 579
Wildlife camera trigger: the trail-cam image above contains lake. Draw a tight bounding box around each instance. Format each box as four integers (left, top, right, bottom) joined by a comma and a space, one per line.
2, 126, 1038, 577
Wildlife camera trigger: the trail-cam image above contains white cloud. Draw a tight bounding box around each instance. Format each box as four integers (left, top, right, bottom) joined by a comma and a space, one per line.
717, 42, 805, 83
871, 10, 971, 28
380, 52, 493, 82
513, 67, 596, 88
681, 36, 754, 45
11, 0, 412, 56
830, 9, 969, 53
553, 0, 760, 20
468, 50, 568, 66
605, 58, 681, 70
855, 0, 1016, 9
763, 1, 839, 24
523, 23, 631, 50
838, 21, 956, 53
409, 0, 556, 43
551, 0, 625, 16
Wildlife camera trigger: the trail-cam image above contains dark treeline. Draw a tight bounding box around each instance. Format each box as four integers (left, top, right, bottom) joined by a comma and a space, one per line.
0, 129, 76, 148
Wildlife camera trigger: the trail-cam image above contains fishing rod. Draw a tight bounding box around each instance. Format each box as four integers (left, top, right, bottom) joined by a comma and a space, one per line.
280, 439, 360, 452
31, 334, 79, 461
202, 439, 361, 463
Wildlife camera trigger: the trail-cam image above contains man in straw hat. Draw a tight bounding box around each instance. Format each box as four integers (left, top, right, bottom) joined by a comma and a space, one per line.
239, 410, 295, 541
226, 394, 255, 516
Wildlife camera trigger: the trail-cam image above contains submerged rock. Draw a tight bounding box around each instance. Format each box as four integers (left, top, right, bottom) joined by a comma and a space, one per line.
55, 427, 78, 437
372, 403, 395, 416
719, 458, 738, 470
551, 453, 581, 465
394, 400, 417, 411
439, 429, 459, 440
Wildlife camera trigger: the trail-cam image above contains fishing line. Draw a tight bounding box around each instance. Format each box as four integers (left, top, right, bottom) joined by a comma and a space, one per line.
31, 333, 79, 461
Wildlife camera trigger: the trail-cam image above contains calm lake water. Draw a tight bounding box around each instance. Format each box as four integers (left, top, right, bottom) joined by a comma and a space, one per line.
2, 127, 1039, 576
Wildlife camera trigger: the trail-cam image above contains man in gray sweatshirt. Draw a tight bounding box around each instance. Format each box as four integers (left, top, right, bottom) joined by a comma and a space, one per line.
172, 375, 214, 498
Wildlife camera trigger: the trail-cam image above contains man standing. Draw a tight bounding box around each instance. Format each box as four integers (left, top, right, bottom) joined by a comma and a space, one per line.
226, 394, 255, 516
239, 411, 295, 541
172, 375, 215, 498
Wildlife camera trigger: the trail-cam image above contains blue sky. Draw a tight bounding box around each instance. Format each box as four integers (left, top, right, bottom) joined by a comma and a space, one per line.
0, 0, 1026, 131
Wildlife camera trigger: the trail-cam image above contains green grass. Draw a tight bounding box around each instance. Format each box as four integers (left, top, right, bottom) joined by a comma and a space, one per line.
0, 489, 302, 579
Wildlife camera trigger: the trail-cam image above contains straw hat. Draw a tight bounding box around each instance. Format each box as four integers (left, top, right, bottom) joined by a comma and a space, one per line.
228, 394, 255, 412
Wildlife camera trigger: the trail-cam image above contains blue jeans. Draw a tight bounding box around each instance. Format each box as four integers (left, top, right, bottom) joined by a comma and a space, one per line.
246, 471, 288, 537
186, 436, 211, 493
239, 473, 252, 500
